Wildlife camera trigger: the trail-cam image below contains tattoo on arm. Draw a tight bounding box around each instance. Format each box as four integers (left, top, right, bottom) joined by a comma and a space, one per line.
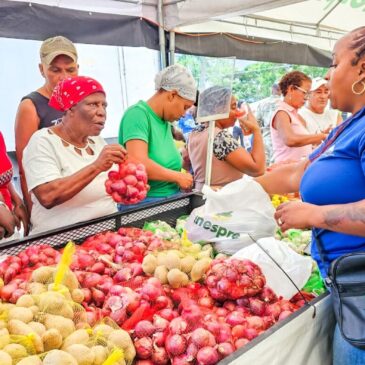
324, 206, 365, 227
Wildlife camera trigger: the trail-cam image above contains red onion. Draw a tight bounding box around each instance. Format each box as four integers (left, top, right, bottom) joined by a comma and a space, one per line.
196, 347, 219, 365
83, 273, 102, 288
278, 310, 292, 321
248, 298, 266, 316
169, 317, 188, 335
141, 283, 161, 301
231, 325, 246, 339
151, 346, 169, 365
186, 342, 198, 358
0, 283, 18, 301
165, 334, 187, 356
216, 325, 232, 344
215, 307, 228, 317
260, 287, 278, 303
217, 342, 235, 358
153, 331, 167, 347
265, 302, 282, 320
198, 296, 214, 309
153, 315, 169, 332
191, 328, 216, 348
135, 362, 154, 365
135, 337, 153, 359
242, 328, 258, 340
226, 311, 245, 326
134, 320, 156, 338
235, 338, 249, 349
172, 354, 193, 365
246, 316, 264, 331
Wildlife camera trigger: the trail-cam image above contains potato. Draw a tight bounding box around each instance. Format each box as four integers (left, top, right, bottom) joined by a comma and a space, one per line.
65, 344, 95, 365
108, 330, 135, 359
156, 252, 168, 267
190, 258, 212, 282
0, 328, 10, 349
154, 265, 168, 284
0, 320, 7, 330
165, 252, 181, 270
91, 345, 108, 365
71, 289, 84, 304
167, 268, 189, 288
62, 329, 89, 349
28, 322, 46, 336
8, 307, 34, 323
142, 254, 158, 275
16, 295, 35, 308
37, 291, 65, 313
58, 270, 79, 291
42, 329, 63, 351
0, 350, 12, 365
27, 283, 46, 295
7, 320, 44, 353
215, 253, 228, 260
31, 266, 54, 284
44, 314, 75, 339
3, 343, 27, 359
93, 324, 114, 337
43, 350, 78, 365
17, 355, 42, 365
180, 256, 196, 273
29, 306, 40, 316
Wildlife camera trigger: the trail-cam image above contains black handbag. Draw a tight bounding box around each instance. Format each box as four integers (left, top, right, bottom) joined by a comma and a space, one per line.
314, 232, 365, 349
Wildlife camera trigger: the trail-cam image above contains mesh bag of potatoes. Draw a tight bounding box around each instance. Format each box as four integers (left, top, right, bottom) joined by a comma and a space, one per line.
0, 313, 135, 364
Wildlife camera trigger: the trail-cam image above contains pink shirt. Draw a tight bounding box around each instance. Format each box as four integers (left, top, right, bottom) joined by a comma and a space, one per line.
270, 101, 312, 163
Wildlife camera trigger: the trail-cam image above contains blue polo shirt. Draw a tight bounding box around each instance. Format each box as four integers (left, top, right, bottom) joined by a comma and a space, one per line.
300, 106, 365, 277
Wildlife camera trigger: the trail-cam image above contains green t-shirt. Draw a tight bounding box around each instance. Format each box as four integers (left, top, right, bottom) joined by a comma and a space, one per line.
119, 100, 182, 197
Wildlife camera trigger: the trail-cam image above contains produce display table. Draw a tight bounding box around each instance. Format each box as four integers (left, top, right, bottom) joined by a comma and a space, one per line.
0, 193, 335, 364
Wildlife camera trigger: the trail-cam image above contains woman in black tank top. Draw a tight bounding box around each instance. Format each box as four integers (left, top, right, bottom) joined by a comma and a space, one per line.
14, 35, 79, 212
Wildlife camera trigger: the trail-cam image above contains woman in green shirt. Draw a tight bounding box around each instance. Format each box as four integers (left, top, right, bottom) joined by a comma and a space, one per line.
119, 64, 196, 203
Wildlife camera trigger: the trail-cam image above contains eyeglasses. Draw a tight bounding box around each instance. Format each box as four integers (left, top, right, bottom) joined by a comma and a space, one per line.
294, 85, 311, 99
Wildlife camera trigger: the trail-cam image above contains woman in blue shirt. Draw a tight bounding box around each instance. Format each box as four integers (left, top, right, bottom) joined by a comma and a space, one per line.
257, 26, 365, 365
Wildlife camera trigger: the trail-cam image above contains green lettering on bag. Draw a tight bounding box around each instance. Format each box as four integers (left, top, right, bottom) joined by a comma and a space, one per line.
194, 215, 239, 239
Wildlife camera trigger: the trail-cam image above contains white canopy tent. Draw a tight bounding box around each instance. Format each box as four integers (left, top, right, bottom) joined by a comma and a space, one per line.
1, 0, 362, 66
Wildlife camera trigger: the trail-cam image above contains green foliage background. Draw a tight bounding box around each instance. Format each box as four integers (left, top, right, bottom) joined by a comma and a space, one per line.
176, 54, 327, 103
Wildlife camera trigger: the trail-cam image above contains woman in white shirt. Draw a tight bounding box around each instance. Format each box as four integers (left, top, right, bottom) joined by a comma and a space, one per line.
23, 76, 127, 234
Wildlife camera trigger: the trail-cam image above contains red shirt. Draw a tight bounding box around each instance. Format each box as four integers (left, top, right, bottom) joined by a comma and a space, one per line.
0, 132, 13, 209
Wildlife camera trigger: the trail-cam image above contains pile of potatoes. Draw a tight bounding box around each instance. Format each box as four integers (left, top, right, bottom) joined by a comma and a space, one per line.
142, 247, 215, 288
0, 266, 135, 365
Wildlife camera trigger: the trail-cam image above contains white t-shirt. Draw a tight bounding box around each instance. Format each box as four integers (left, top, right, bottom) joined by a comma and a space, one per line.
23, 129, 117, 234
299, 107, 339, 134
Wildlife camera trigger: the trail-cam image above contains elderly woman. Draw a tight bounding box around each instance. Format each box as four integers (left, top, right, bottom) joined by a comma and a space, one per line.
257, 26, 365, 364
15, 36, 79, 212
187, 86, 266, 191
23, 76, 127, 234
271, 71, 327, 163
0, 131, 28, 239
119, 64, 195, 203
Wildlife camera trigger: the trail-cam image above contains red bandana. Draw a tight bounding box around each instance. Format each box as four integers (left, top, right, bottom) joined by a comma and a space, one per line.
49, 76, 105, 111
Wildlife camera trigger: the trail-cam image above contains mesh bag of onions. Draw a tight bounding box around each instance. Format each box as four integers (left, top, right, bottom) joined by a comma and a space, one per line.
105, 162, 149, 205
204, 258, 266, 301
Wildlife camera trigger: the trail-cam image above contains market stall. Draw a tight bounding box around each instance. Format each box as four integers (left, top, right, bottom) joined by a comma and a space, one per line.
0, 193, 335, 364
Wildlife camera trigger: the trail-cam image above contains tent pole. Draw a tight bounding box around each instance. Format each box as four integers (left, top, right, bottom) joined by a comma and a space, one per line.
169, 31, 175, 65
157, 0, 166, 69
204, 120, 215, 186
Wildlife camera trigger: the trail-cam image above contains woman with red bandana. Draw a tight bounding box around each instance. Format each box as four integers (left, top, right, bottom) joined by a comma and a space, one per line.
23, 76, 127, 234
0, 132, 29, 239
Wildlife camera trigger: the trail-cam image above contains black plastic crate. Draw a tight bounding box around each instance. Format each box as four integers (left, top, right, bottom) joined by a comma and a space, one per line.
0, 193, 204, 256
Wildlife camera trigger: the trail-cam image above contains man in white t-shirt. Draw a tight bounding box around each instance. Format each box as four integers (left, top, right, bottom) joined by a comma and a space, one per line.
299, 77, 342, 134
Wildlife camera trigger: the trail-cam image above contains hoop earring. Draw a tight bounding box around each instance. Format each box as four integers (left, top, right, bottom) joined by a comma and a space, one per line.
351, 80, 365, 95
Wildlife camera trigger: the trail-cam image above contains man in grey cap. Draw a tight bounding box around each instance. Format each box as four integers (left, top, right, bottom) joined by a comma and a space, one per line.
15, 35, 79, 213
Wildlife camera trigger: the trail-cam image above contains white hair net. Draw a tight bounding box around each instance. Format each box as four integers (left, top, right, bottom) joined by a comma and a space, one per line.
155, 64, 197, 102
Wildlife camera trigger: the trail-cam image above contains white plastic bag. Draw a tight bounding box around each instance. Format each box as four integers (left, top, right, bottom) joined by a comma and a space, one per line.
232, 237, 312, 299
186, 177, 276, 254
